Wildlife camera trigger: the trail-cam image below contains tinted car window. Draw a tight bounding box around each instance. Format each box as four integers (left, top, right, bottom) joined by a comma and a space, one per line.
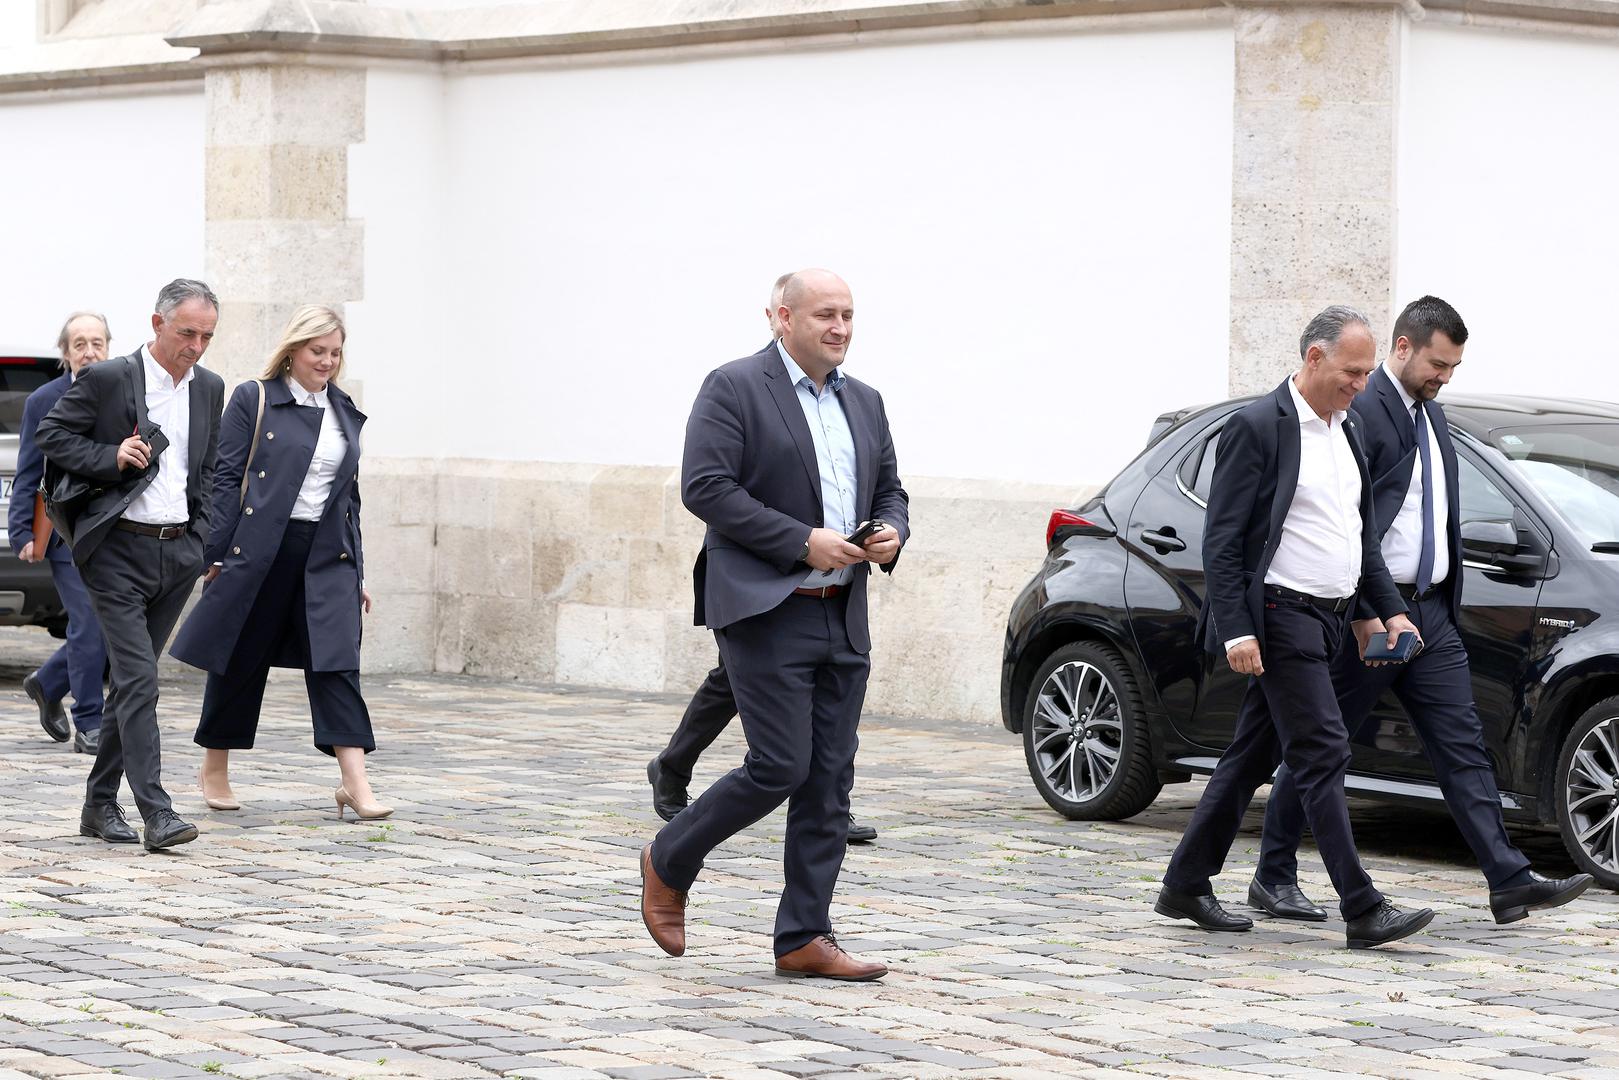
0, 359, 56, 434
1493, 423, 1619, 547
1457, 455, 1516, 527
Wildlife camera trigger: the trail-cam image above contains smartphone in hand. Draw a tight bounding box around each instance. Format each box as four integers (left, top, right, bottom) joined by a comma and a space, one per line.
845, 519, 886, 546
1363, 630, 1422, 663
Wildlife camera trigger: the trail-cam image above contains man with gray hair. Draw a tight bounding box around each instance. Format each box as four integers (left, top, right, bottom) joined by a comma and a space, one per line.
37, 279, 226, 851
9, 312, 112, 753
1156, 305, 1435, 949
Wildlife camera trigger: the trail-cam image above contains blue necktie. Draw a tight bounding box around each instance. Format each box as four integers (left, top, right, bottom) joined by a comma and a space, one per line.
1413, 402, 1435, 594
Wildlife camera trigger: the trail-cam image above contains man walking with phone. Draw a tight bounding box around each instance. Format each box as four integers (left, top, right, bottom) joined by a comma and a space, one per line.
37, 279, 225, 852
639, 269, 908, 979
1250, 296, 1592, 925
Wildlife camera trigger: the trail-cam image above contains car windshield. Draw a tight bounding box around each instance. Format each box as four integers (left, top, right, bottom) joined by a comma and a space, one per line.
1493, 422, 1619, 551
0, 359, 57, 435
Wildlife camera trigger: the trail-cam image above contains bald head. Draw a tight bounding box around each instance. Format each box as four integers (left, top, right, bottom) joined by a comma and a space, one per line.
777, 268, 854, 387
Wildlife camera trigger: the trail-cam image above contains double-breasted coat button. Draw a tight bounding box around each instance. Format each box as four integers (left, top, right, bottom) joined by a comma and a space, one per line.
339, 552, 349, 560
257, 471, 266, 478
244, 507, 254, 516
231, 546, 241, 555
265, 432, 274, 440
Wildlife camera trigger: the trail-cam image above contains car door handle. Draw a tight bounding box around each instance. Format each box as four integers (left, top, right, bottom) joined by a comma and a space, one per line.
1140, 528, 1186, 553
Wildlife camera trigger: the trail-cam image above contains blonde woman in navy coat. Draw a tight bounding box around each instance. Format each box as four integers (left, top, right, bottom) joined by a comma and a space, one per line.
170, 305, 389, 819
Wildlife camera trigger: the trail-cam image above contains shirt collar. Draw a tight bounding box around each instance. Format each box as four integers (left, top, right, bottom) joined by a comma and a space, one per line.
1287, 374, 1346, 428
776, 339, 845, 394
1382, 364, 1420, 415
140, 344, 194, 392
284, 374, 328, 407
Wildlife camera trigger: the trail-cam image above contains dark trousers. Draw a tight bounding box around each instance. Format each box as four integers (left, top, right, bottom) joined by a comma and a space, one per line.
79, 526, 204, 820
38, 545, 106, 732
194, 521, 372, 756
656, 660, 735, 783
650, 593, 869, 956
1164, 597, 1384, 919
1258, 590, 1531, 890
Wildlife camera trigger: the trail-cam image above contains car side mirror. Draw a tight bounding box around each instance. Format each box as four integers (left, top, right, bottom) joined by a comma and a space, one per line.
1462, 519, 1542, 573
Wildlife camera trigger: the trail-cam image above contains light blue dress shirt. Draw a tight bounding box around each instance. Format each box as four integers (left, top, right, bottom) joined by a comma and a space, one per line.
778, 340, 860, 588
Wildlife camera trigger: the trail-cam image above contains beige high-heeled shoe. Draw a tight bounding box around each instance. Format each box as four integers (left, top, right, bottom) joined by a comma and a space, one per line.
335, 786, 393, 821
200, 770, 241, 811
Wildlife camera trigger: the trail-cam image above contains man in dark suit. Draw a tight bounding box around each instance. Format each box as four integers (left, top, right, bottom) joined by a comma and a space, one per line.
9, 312, 111, 754
1157, 305, 1435, 949
640, 268, 909, 979
1251, 296, 1592, 925
648, 272, 877, 844
36, 279, 225, 852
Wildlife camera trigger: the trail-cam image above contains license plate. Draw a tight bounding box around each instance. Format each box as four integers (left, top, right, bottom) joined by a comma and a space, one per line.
0, 475, 11, 505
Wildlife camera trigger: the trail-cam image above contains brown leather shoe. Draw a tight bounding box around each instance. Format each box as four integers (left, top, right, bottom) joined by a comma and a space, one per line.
640, 844, 686, 956
775, 935, 887, 981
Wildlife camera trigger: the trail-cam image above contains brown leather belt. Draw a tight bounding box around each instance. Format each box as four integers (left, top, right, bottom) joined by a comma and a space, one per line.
793, 584, 842, 598
115, 520, 189, 540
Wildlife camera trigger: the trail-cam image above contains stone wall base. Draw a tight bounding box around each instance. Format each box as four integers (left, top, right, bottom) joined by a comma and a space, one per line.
359, 458, 1087, 725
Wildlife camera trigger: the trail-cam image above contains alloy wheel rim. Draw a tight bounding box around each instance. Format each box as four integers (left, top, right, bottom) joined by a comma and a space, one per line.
1030, 660, 1123, 803
1566, 714, 1619, 875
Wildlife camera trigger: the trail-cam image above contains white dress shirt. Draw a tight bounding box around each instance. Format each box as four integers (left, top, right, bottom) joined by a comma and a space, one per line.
1226, 377, 1363, 651
1379, 368, 1451, 587
286, 376, 348, 522
123, 345, 193, 525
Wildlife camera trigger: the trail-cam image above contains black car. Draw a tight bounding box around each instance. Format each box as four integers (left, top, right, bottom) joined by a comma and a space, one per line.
0, 347, 67, 635
1001, 392, 1619, 890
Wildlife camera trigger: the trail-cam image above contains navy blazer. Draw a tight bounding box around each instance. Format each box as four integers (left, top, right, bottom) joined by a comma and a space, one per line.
1200, 377, 1405, 654
1350, 367, 1464, 623
7, 372, 70, 559
683, 343, 909, 655
35, 351, 224, 562
170, 378, 366, 674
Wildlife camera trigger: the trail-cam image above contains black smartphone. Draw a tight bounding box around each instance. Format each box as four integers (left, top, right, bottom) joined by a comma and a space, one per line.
1363, 630, 1422, 663
845, 519, 886, 546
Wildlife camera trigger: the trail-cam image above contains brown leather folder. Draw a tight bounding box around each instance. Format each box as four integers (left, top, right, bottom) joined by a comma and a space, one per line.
32, 491, 53, 551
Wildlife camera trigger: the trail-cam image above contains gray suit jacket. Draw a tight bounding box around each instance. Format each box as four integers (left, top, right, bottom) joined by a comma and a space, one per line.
682, 343, 909, 654
35, 351, 225, 562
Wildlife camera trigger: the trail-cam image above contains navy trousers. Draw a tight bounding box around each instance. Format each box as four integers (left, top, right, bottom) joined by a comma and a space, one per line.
37, 543, 106, 732
1258, 589, 1531, 889
650, 592, 868, 956
193, 521, 372, 757
656, 660, 735, 784
1164, 597, 1384, 920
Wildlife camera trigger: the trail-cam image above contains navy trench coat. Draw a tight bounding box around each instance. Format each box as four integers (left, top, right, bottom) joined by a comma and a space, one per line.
170, 377, 366, 675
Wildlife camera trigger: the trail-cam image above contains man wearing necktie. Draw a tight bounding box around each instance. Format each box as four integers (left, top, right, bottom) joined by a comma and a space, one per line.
1251, 296, 1592, 925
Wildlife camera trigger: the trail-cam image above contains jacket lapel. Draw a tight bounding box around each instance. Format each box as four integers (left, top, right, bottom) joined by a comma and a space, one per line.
1373, 367, 1414, 454
125, 353, 148, 430
762, 348, 823, 508
187, 373, 209, 483
327, 384, 367, 495
1270, 379, 1300, 547
840, 382, 875, 515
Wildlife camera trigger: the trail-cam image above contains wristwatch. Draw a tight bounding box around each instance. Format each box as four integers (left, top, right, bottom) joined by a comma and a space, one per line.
798, 538, 810, 563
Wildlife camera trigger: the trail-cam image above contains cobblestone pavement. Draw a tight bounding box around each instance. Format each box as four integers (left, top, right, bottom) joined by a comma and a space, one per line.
0, 639, 1617, 1080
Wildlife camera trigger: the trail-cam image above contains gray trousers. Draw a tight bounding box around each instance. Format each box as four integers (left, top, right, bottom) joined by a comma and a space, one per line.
79, 527, 204, 820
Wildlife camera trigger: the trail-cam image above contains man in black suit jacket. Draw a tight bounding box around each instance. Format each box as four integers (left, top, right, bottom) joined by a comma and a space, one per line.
640, 269, 909, 980
36, 279, 226, 852
1252, 296, 1592, 925
1157, 306, 1436, 949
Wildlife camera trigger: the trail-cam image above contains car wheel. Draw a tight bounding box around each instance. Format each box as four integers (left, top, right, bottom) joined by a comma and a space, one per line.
1555, 695, 1619, 892
1022, 640, 1161, 820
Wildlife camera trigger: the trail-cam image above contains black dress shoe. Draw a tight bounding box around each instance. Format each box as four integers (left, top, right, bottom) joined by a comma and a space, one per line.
73, 726, 100, 755
1490, 871, 1594, 924
23, 671, 70, 742
1248, 877, 1329, 921
1345, 900, 1434, 949
847, 813, 877, 844
142, 809, 198, 852
79, 802, 137, 844
1155, 886, 1253, 931
646, 758, 689, 823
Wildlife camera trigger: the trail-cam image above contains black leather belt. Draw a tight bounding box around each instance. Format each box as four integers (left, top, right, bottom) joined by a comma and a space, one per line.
115, 520, 189, 540
1265, 584, 1352, 614
1396, 580, 1444, 602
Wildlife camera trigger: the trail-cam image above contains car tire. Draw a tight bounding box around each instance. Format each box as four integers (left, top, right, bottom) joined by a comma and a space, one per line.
1022, 640, 1160, 821
1555, 695, 1619, 892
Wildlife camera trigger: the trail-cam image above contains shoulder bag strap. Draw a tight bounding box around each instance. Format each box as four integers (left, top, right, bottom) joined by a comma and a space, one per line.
239, 380, 266, 508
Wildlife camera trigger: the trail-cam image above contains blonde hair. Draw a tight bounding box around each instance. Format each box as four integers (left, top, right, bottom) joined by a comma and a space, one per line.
260, 304, 346, 382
